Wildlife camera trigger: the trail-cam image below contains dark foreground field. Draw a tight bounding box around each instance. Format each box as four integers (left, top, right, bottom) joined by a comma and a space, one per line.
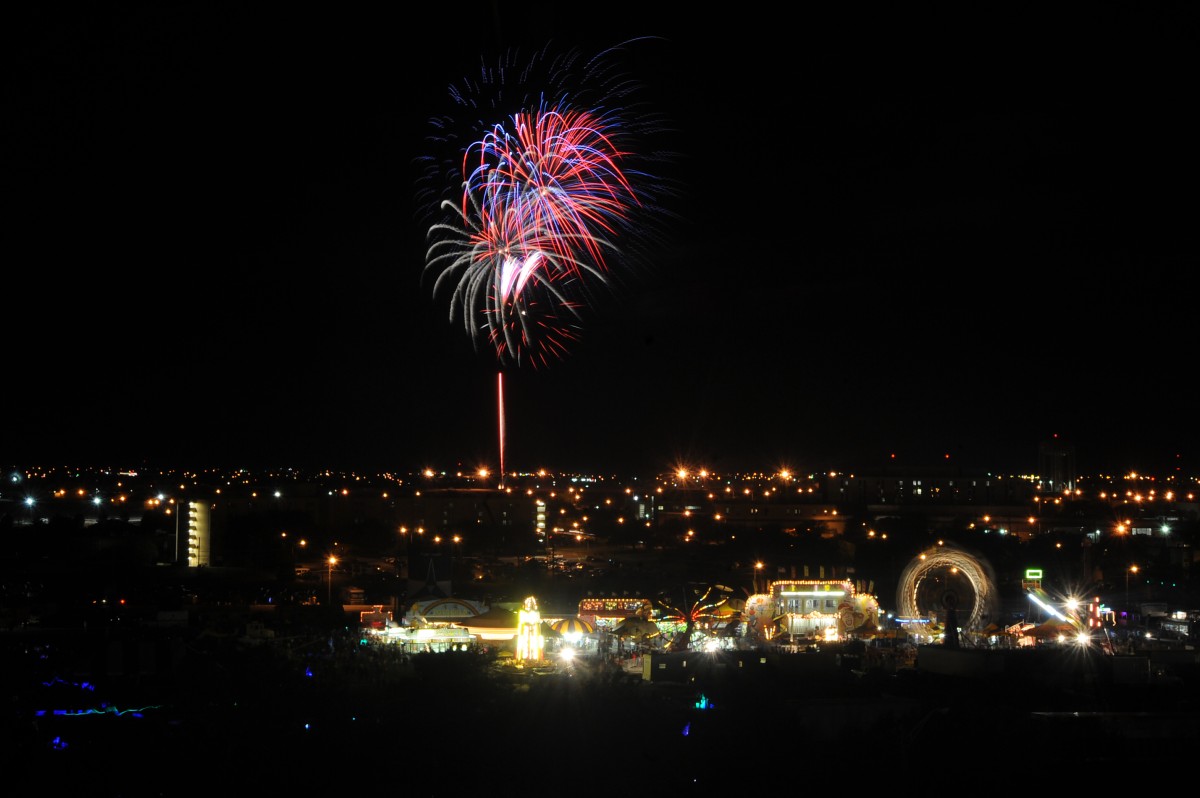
7, 623, 1200, 796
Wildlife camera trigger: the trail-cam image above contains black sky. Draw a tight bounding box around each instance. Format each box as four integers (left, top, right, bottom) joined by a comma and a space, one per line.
4, 3, 1195, 477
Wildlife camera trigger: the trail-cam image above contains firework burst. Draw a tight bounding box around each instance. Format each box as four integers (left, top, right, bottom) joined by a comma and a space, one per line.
419, 39, 676, 369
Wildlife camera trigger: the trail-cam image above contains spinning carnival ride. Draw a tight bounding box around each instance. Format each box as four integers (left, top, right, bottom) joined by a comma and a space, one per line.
895, 543, 1000, 636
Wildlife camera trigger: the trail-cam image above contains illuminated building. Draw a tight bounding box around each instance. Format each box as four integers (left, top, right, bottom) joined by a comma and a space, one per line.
745, 578, 879, 642
185, 500, 210, 567
577, 596, 655, 630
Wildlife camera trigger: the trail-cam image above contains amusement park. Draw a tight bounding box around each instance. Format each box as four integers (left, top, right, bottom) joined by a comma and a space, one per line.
351, 539, 1182, 680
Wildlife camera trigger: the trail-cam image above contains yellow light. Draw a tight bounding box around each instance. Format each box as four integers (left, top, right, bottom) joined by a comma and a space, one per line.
515, 596, 544, 662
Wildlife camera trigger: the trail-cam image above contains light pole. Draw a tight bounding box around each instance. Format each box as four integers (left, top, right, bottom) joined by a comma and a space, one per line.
754, 561, 764, 595
327, 555, 338, 605
1126, 564, 1138, 622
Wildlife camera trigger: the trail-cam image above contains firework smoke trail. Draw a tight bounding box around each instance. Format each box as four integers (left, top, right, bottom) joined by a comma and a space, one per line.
419, 38, 677, 480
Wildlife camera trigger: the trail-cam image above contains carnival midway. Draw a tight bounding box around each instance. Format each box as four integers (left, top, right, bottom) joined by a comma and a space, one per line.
351, 543, 1153, 671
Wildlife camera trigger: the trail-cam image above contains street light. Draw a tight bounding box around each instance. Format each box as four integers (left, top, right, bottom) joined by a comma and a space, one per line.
754, 561, 764, 594
327, 555, 338, 605
1126, 564, 1139, 621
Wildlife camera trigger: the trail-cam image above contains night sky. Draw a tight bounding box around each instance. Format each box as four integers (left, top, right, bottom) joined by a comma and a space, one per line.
5, 3, 1194, 477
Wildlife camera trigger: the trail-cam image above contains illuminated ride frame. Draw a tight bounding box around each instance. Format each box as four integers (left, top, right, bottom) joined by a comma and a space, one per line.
515, 596, 545, 662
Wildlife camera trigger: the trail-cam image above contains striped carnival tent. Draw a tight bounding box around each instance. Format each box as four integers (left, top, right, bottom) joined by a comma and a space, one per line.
550, 616, 596, 637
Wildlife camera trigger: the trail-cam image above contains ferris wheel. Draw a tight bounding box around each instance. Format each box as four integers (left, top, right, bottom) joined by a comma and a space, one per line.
896, 543, 999, 632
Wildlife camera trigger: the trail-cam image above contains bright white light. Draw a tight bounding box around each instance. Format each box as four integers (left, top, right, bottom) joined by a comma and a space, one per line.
1027, 592, 1069, 622
559, 646, 575, 662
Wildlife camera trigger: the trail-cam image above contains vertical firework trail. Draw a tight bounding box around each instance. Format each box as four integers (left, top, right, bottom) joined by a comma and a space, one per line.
497, 372, 506, 486
419, 38, 677, 479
